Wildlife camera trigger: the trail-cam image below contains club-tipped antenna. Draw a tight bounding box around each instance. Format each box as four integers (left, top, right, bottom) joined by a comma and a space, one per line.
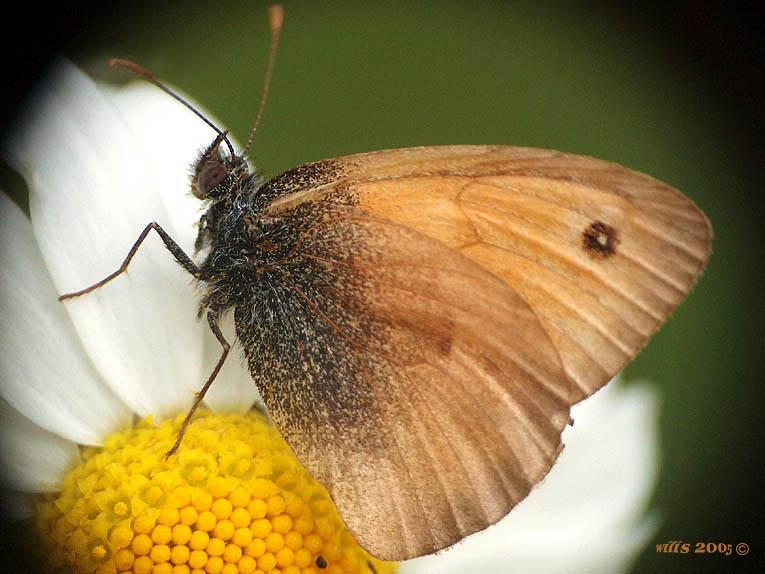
242, 4, 284, 158
108, 58, 237, 158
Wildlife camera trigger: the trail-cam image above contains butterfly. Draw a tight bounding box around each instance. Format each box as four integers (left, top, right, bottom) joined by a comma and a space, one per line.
59, 4, 711, 561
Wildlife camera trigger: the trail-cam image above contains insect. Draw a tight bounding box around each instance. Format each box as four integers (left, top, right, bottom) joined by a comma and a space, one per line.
59, 4, 712, 561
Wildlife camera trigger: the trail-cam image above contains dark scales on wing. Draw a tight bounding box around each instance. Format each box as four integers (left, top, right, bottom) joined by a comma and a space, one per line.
192, 153, 411, 472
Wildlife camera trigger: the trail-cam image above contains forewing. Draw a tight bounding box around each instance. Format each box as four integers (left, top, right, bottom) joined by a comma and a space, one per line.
236, 200, 572, 560
267, 145, 712, 401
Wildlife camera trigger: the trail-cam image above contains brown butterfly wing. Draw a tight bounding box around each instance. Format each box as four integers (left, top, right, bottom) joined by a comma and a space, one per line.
247, 144, 710, 559
237, 197, 573, 559
267, 145, 712, 401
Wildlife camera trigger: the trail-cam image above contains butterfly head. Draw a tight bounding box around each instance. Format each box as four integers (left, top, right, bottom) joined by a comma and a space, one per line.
191, 132, 249, 201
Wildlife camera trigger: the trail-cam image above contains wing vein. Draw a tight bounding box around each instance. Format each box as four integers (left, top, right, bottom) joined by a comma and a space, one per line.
457, 194, 687, 306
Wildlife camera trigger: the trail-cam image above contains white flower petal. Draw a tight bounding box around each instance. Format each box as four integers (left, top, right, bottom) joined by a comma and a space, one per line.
104, 82, 223, 256
401, 380, 660, 574
3, 59, 206, 419
0, 399, 80, 493
201, 313, 263, 413
0, 192, 132, 444
105, 80, 263, 414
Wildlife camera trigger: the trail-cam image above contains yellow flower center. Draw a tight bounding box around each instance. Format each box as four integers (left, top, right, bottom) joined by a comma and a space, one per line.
36, 410, 397, 574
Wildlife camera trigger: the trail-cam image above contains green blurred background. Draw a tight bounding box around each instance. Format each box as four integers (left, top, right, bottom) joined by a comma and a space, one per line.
2, 1, 762, 572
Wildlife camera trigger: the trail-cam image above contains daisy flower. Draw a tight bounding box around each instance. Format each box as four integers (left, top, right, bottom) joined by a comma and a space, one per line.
0, 60, 659, 574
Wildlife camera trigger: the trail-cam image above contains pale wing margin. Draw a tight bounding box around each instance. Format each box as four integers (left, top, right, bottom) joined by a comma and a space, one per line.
267, 145, 712, 400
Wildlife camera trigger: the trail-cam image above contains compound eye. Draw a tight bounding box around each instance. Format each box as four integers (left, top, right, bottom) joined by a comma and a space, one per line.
197, 163, 228, 197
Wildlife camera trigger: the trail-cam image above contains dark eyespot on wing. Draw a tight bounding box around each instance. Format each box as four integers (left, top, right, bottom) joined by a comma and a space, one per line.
582, 220, 618, 258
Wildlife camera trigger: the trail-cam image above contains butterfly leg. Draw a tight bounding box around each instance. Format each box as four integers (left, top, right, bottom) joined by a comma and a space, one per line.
165, 308, 230, 457
58, 221, 198, 301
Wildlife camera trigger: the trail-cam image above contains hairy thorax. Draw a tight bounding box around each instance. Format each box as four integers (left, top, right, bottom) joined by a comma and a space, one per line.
196, 189, 289, 313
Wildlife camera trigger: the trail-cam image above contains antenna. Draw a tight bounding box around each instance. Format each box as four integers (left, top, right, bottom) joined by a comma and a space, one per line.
108, 58, 237, 158
242, 4, 285, 157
